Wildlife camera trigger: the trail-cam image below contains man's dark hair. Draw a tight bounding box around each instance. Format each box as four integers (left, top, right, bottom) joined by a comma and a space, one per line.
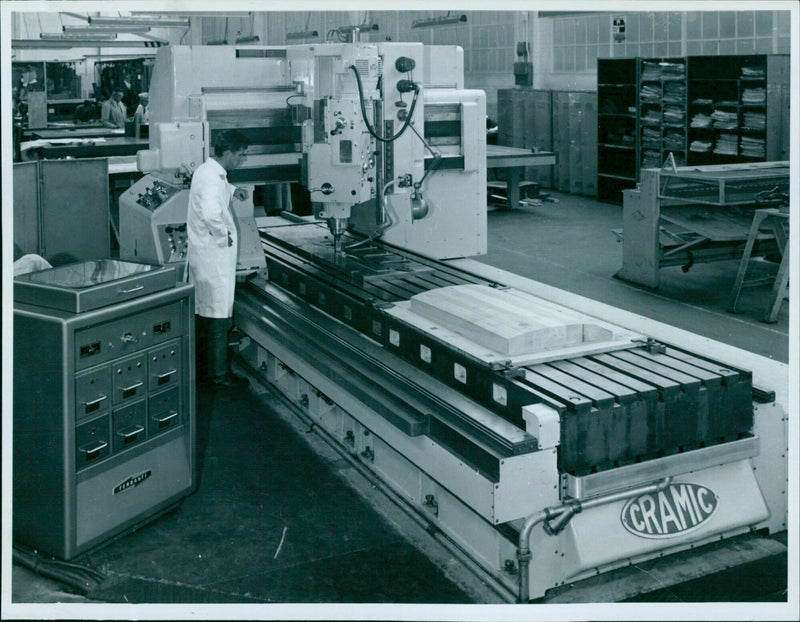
213, 130, 249, 157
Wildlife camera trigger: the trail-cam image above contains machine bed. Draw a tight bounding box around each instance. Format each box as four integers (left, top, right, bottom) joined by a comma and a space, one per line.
253, 222, 756, 476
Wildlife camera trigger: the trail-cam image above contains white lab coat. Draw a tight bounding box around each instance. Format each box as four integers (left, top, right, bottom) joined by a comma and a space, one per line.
134, 103, 149, 124
187, 157, 238, 318
101, 98, 127, 128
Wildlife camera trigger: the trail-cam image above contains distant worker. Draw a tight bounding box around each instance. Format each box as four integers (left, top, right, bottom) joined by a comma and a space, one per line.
120, 72, 138, 116
100, 88, 127, 128
21, 69, 43, 92
74, 100, 98, 124
133, 92, 149, 137
133, 92, 149, 125
186, 130, 251, 389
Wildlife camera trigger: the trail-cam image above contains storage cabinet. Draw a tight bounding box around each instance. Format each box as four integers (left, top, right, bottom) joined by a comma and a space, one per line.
597, 58, 638, 203
687, 54, 790, 166
639, 58, 687, 170
498, 88, 596, 195
597, 54, 789, 203
13, 262, 195, 559
498, 88, 556, 188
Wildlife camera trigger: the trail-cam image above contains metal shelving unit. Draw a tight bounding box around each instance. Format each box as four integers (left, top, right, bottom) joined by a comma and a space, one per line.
598, 54, 789, 204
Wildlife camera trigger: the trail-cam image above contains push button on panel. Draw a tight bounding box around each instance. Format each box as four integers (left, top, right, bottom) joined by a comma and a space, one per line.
112, 354, 147, 405
148, 341, 181, 392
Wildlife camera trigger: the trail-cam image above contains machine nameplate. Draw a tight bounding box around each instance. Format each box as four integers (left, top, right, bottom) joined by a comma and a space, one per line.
621, 483, 718, 539
113, 469, 152, 494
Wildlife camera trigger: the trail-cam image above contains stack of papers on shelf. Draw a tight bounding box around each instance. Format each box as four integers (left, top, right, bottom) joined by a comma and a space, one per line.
715, 100, 739, 107
641, 108, 662, 125
641, 149, 662, 168
663, 81, 686, 103
691, 97, 713, 106
641, 127, 661, 148
741, 87, 766, 104
691, 113, 712, 128
690, 140, 712, 152
604, 128, 636, 146
711, 109, 738, 130
659, 62, 685, 80
640, 84, 662, 102
713, 133, 739, 155
641, 62, 660, 81
741, 65, 765, 79
743, 111, 766, 130
663, 129, 685, 151
663, 105, 685, 124
740, 135, 766, 158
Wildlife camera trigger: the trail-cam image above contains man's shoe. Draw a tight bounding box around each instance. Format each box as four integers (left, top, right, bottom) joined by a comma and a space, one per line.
211, 372, 249, 389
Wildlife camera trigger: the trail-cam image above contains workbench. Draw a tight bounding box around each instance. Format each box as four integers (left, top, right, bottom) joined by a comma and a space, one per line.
22, 136, 149, 160
487, 144, 557, 209
616, 161, 789, 289
26, 126, 124, 140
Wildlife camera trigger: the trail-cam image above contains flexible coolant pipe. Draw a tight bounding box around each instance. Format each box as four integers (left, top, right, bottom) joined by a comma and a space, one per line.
516, 476, 673, 603
344, 179, 398, 251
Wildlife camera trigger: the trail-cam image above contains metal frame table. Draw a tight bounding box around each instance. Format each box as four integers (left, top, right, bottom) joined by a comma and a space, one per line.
487, 145, 557, 209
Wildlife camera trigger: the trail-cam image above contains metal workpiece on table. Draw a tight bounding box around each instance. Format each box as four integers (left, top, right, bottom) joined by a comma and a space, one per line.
261, 223, 444, 289
260, 223, 483, 304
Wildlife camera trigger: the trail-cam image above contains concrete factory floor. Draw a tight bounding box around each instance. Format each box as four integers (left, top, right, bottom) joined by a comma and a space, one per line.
9, 191, 791, 613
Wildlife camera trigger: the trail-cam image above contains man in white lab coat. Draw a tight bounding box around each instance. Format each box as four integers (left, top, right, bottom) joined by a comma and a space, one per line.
187, 130, 250, 389
100, 88, 127, 129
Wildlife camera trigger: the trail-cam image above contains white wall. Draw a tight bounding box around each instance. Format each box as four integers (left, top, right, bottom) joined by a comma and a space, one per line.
532, 10, 792, 92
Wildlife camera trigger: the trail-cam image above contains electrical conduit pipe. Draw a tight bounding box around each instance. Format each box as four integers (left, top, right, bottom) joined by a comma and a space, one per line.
516, 476, 673, 603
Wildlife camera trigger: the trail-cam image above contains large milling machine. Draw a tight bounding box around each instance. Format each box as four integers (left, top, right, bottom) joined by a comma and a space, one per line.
120, 42, 789, 602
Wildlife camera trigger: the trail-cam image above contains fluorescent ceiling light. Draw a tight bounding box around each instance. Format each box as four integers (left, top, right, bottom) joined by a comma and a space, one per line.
60, 12, 90, 22
14, 39, 166, 49
337, 23, 379, 33
286, 29, 318, 41
131, 11, 252, 17
411, 14, 467, 28
64, 25, 152, 34
41, 32, 118, 40
89, 16, 189, 27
